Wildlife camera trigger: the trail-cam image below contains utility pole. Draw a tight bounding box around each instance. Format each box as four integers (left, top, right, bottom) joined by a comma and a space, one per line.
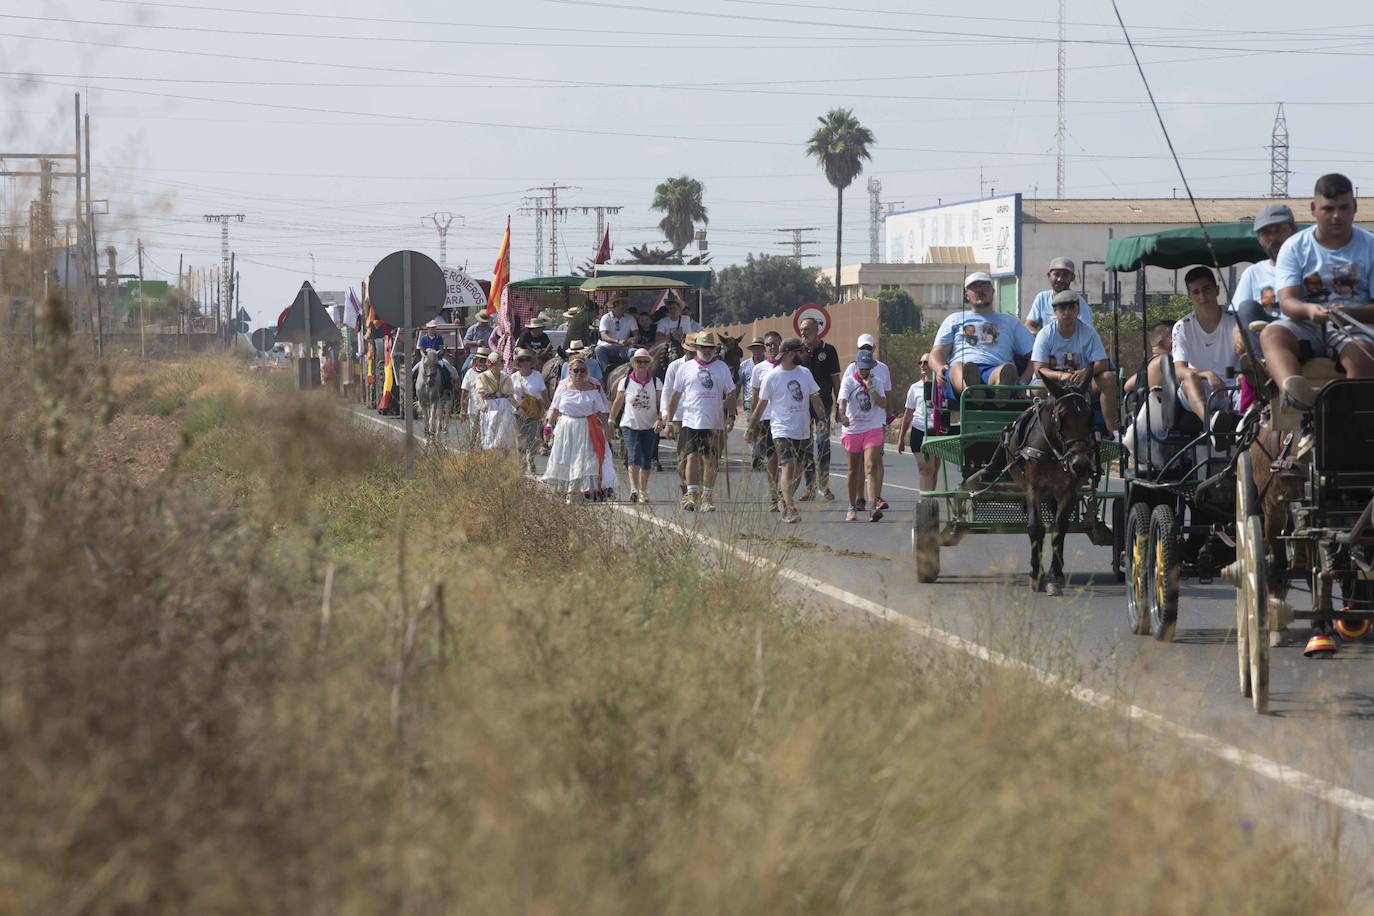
773, 226, 820, 261
228, 251, 236, 346
422, 212, 464, 268
1270, 102, 1290, 198
177, 252, 184, 350
519, 184, 580, 275
979, 165, 998, 199
136, 238, 146, 357
203, 213, 243, 340
867, 178, 883, 263
578, 204, 623, 248
308, 252, 316, 285
1056, 0, 1067, 198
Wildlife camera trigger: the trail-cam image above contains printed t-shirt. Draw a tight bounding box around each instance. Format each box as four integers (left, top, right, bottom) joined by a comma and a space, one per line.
758, 365, 820, 441
599, 311, 635, 342
671, 357, 736, 430
1232, 259, 1280, 312
1172, 311, 1241, 378
838, 372, 889, 435
750, 358, 780, 420
1031, 319, 1108, 371
934, 309, 1035, 367
1027, 290, 1095, 329
661, 356, 689, 421
839, 358, 892, 393
904, 381, 928, 431
617, 372, 662, 430
1276, 225, 1374, 306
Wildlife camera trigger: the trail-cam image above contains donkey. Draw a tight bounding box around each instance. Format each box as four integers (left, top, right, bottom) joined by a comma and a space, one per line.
416, 349, 455, 441
969, 373, 1099, 596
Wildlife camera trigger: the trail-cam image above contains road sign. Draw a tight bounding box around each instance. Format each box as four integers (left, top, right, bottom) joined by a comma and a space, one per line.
276, 281, 341, 345
444, 267, 487, 310
793, 302, 831, 338
250, 327, 276, 353
368, 250, 445, 328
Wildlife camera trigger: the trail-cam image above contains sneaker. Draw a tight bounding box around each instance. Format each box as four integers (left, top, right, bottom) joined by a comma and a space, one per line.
639, 493, 652, 506
1282, 375, 1317, 411
681, 492, 697, 511
869, 507, 884, 522
874, 498, 889, 511
629, 490, 639, 504
855, 497, 866, 511
699, 495, 716, 512
799, 489, 817, 502
783, 507, 801, 524
845, 507, 858, 522
821, 487, 835, 502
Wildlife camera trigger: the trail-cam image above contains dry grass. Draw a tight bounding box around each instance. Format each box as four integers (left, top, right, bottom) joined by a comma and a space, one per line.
0, 302, 1353, 913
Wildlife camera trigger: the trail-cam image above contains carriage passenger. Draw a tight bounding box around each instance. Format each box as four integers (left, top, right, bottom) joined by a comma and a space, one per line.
609, 348, 663, 505
512, 348, 549, 473
1173, 267, 1242, 420
515, 316, 553, 363
655, 293, 701, 343
1123, 321, 1174, 395
460, 312, 493, 373
542, 355, 616, 503
417, 319, 445, 353
1025, 257, 1094, 334
630, 308, 661, 349
1030, 290, 1122, 435
596, 294, 636, 373
1232, 204, 1298, 356
930, 271, 1035, 400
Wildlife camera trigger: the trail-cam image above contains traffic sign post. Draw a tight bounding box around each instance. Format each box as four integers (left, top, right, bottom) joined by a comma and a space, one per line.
793, 302, 832, 339
276, 281, 340, 390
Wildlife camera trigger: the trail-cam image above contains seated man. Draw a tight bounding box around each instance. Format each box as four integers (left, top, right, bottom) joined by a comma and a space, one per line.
1124, 320, 1174, 395
1232, 203, 1297, 357
929, 271, 1035, 400
1173, 266, 1241, 418
595, 294, 635, 373
515, 315, 553, 363
1030, 290, 1121, 434
1261, 172, 1374, 409
559, 341, 604, 384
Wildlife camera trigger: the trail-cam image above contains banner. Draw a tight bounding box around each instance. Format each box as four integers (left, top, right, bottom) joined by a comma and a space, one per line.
443, 267, 487, 310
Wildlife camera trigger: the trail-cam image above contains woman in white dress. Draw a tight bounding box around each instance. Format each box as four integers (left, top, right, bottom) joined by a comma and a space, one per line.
542, 354, 617, 502
476, 350, 517, 451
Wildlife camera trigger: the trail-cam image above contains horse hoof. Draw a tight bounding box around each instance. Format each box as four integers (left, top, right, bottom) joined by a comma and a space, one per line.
1029, 577, 1042, 593
1045, 581, 1063, 597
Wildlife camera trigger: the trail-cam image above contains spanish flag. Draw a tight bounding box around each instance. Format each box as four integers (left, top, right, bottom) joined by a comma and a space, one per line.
485, 216, 510, 316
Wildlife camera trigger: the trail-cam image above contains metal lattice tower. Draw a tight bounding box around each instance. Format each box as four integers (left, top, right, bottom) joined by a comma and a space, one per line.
423, 212, 463, 268
1270, 103, 1290, 198
867, 177, 882, 263
203, 214, 243, 329
1056, 0, 1067, 198
519, 184, 579, 275
774, 226, 819, 261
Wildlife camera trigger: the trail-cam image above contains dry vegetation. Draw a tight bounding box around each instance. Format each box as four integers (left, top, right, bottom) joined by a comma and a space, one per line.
0, 295, 1352, 913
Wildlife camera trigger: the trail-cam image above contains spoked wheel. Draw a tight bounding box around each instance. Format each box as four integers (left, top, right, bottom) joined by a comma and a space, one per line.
1147, 504, 1180, 642
1242, 514, 1270, 714
1235, 452, 1257, 696
1124, 502, 1153, 636
913, 498, 940, 583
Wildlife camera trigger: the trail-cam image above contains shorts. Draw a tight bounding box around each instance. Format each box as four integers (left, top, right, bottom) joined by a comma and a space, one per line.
909, 427, 926, 453
943, 362, 1003, 401
1268, 316, 1374, 359
622, 426, 657, 469
755, 423, 776, 457
774, 436, 810, 466
681, 426, 723, 459
841, 427, 885, 454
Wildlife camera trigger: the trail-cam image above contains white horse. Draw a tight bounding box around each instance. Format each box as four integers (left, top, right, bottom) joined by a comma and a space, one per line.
415, 349, 455, 441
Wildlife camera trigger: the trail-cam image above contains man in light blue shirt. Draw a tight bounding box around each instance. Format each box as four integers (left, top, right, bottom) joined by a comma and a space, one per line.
1261, 173, 1374, 408
930, 271, 1035, 400
1030, 290, 1120, 432
1025, 256, 1094, 333
1232, 203, 1298, 356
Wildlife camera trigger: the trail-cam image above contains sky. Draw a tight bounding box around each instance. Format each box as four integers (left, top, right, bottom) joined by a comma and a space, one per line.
4, 0, 1374, 328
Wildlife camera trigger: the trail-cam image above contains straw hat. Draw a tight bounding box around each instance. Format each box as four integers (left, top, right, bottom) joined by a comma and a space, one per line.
527, 316, 546, 328
425, 318, 439, 328
515, 347, 535, 360
748, 337, 765, 349
474, 346, 492, 359
681, 332, 699, 350
566, 339, 586, 352
562, 306, 582, 319
473, 312, 491, 323
695, 331, 720, 349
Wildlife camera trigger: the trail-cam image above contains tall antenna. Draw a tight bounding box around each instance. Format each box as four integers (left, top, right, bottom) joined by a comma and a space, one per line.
867, 178, 883, 263
1056, 0, 1067, 198
1270, 103, 1290, 198
203, 213, 243, 335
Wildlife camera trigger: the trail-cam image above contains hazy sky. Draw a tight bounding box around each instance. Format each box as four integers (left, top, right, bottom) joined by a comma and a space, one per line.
5, 0, 1374, 327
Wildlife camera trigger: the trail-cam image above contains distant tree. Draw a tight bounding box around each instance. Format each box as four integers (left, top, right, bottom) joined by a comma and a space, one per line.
709, 254, 829, 325
805, 109, 875, 302
877, 287, 922, 334
651, 176, 708, 254
616, 243, 710, 267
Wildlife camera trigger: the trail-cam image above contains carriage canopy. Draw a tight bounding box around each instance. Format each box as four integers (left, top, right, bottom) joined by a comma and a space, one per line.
1104, 222, 1267, 272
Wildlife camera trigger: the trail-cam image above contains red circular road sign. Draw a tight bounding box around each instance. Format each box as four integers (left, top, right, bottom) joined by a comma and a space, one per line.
793, 303, 831, 338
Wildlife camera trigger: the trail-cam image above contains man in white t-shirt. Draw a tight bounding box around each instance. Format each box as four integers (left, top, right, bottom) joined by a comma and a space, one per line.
655, 294, 701, 343
1262, 173, 1374, 409
931, 272, 1036, 400
1025, 256, 1094, 333
665, 331, 737, 512
595, 294, 635, 373
459, 347, 489, 450
837, 349, 889, 522
747, 337, 825, 523
1030, 290, 1121, 433
1173, 267, 1241, 417
749, 332, 784, 506
1233, 203, 1298, 356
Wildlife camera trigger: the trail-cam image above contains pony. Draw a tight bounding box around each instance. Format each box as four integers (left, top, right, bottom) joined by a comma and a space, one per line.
415, 349, 455, 441
968, 373, 1099, 596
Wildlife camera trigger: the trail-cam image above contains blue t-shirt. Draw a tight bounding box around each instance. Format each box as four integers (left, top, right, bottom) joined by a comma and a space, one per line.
1275, 225, 1374, 306
934, 309, 1035, 367
1027, 289, 1094, 329
559, 360, 603, 383
1031, 319, 1107, 371
1232, 260, 1279, 314
417, 332, 445, 350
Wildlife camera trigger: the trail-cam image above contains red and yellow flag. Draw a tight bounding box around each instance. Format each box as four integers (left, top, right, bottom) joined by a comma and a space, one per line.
485, 216, 510, 316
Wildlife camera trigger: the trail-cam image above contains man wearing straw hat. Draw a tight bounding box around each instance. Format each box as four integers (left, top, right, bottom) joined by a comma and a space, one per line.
461, 312, 493, 373
516, 314, 554, 363
459, 347, 491, 451
665, 331, 737, 512
596, 293, 636, 373
562, 300, 595, 355
660, 332, 697, 493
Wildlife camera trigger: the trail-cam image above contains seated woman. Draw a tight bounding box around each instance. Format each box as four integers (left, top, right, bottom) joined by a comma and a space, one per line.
1124, 320, 1174, 396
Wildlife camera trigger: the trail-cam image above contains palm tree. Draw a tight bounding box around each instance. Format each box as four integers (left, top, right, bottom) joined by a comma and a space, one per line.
805, 109, 875, 303
651, 176, 708, 254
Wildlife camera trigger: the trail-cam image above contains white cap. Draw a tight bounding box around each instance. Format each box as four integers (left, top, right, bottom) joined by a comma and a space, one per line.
631, 348, 652, 360
964, 271, 993, 288
856, 333, 876, 349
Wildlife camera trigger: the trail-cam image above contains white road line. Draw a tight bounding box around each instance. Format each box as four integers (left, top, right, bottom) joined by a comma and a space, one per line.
612, 505, 1374, 824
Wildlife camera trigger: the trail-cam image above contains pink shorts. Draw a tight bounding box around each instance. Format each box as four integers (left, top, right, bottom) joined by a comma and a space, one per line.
841, 427, 885, 454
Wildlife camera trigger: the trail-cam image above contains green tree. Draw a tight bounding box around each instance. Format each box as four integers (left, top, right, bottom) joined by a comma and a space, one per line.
650, 176, 709, 255
805, 109, 875, 303
877, 287, 922, 334
709, 254, 829, 325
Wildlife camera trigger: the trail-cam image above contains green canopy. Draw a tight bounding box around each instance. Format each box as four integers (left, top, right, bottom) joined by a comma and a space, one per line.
592, 265, 713, 290
508, 275, 586, 290
579, 275, 691, 292
1104, 222, 1267, 272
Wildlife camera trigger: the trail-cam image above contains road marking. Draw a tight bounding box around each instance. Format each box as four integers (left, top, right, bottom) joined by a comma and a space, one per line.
612, 505, 1374, 824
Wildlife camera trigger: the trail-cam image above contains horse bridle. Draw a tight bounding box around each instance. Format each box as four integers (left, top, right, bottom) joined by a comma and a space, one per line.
1016, 391, 1101, 485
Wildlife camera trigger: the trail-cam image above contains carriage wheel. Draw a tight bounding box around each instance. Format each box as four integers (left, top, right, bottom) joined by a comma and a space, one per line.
1111, 498, 1127, 583
1243, 514, 1270, 714
913, 498, 941, 583
1234, 452, 1258, 696
1147, 504, 1180, 642
1124, 502, 1153, 636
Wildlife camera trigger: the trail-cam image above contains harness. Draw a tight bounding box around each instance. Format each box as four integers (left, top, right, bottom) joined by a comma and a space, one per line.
1000, 391, 1102, 487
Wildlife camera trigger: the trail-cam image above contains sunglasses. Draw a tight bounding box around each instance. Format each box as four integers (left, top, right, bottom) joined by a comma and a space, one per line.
764, 341, 781, 349
572, 368, 588, 375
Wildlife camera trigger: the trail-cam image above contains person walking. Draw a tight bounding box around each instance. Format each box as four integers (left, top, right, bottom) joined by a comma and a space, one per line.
837, 349, 889, 521
896, 352, 940, 490
664, 331, 737, 512
748, 337, 826, 523
610, 348, 664, 504
660, 332, 697, 493
749, 332, 783, 507
740, 337, 765, 468
476, 350, 517, 452
543, 355, 616, 503
840, 332, 893, 510
798, 317, 840, 501
511, 347, 548, 473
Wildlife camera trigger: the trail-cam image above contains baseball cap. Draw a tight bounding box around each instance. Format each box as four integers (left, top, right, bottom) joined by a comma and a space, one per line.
1048, 256, 1076, 274
1051, 289, 1080, 309
1254, 203, 1296, 232
855, 350, 876, 369
963, 271, 993, 289
856, 332, 876, 349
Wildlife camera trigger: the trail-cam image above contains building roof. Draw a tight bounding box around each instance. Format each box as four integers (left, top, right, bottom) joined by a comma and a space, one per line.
1020, 197, 1311, 226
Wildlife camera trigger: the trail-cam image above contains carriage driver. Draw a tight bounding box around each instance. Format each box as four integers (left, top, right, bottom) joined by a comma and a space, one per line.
930, 271, 1035, 399
1029, 290, 1122, 435
1025, 256, 1095, 334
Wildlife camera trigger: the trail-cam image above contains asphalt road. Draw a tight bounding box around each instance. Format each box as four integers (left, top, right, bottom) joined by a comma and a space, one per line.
360, 408, 1374, 844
